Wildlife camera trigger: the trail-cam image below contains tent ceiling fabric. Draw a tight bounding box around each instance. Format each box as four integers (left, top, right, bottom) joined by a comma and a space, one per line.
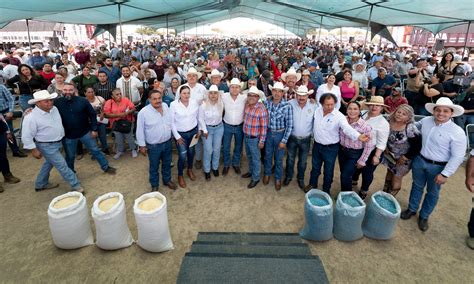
1, 0, 473, 35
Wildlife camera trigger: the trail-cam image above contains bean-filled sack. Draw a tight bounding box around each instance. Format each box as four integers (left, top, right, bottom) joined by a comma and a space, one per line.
48, 192, 94, 249
300, 189, 333, 241
333, 191, 366, 241
134, 192, 174, 252
362, 191, 401, 240
92, 192, 134, 250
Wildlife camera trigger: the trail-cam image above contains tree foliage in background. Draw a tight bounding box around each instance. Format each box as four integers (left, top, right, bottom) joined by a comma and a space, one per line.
136, 26, 158, 36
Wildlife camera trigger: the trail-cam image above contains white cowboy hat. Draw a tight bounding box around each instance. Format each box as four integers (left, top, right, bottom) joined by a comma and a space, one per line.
28, 90, 58, 104
302, 70, 311, 76
268, 81, 289, 92
425, 97, 464, 117
208, 69, 224, 79
281, 68, 302, 82
208, 85, 222, 93
186, 67, 202, 78
32, 48, 41, 53
295, 85, 314, 96
247, 86, 262, 96
228, 78, 243, 88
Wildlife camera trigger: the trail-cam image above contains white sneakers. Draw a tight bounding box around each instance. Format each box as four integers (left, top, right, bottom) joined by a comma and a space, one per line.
132, 150, 138, 158
113, 150, 137, 159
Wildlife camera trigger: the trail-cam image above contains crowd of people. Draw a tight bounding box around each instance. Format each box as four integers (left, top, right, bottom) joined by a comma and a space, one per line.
0, 37, 473, 246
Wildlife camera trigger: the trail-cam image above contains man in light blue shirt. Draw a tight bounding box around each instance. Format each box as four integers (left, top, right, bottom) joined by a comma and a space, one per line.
136, 90, 177, 192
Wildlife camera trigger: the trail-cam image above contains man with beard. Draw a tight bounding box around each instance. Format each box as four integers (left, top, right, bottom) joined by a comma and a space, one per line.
54, 83, 116, 175
93, 71, 115, 101
99, 57, 121, 84
116, 66, 143, 106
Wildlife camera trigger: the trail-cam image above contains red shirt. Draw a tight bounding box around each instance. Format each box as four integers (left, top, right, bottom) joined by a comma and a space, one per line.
384, 96, 408, 113
103, 97, 135, 127
38, 71, 55, 85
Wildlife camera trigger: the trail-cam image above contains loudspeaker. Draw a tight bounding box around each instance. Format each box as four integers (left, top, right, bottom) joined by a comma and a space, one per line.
434, 39, 445, 51
349, 36, 355, 43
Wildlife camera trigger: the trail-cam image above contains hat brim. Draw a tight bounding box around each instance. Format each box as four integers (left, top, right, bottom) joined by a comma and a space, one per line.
28, 93, 58, 105
425, 103, 464, 117
187, 71, 203, 78
281, 73, 302, 82
362, 100, 388, 108
296, 90, 314, 96
208, 72, 224, 79
268, 85, 289, 92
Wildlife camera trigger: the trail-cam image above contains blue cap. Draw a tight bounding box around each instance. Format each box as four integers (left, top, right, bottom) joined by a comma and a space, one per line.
308, 62, 318, 68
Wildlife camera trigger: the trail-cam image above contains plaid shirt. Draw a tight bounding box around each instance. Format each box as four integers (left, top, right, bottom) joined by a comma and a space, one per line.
93, 81, 115, 101
264, 98, 293, 144
243, 102, 268, 144
0, 84, 15, 112
339, 118, 374, 166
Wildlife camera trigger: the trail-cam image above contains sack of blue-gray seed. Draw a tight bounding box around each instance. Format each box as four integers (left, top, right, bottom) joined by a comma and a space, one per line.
333, 191, 366, 241
362, 191, 401, 240
300, 189, 333, 241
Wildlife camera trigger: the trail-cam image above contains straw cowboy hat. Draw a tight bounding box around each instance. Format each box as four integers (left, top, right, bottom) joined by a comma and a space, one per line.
268, 81, 288, 92
28, 90, 58, 104
208, 69, 224, 79
425, 97, 464, 117
208, 85, 222, 93
363, 96, 388, 108
281, 68, 302, 82
295, 85, 314, 96
228, 78, 243, 88
186, 67, 202, 78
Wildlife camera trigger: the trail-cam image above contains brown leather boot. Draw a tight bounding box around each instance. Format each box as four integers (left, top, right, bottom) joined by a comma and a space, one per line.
275, 180, 282, 191
178, 176, 186, 188
0, 182, 4, 193
187, 169, 196, 181
4, 173, 20, 184
263, 175, 270, 185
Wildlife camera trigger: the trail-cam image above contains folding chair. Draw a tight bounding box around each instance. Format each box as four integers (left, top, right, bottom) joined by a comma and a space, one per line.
466, 124, 474, 153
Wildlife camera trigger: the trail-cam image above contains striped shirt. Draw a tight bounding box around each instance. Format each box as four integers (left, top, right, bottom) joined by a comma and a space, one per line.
0, 84, 15, 112
264, 98, 294, 144
93, 81, 115, 101
243, 102, 268, 144
339, 118, 375, 166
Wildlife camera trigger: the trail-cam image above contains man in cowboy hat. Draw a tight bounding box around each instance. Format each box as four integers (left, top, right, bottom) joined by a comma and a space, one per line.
207, 69, 229, 92
242, 86, 268, 189
281, 68, 301, 100
285, 85, 316, 190
21, 90, 84, 193
222, 78, 246, 176
262, 82, 293, 191
401, 97, 466, 232
28, 49, 46, 68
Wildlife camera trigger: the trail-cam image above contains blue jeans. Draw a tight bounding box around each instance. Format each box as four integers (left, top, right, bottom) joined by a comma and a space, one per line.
223, 122, 243, 167
338, 146, 363, 192
285, 135, 311, 182
264, 130, 285, 181
408, 155, 444, 219
19, 94, 34, 111
202, 123, 224, 173
35, 141, 81, 190
97, 123, 109, 151
309, 142, 339, 194
245, 136, 261, 182
0, 131, 10, 174
352, 149, 379, 193
176, 126, 198, 176
64, 132, 109, 172
147, 140, 172, 187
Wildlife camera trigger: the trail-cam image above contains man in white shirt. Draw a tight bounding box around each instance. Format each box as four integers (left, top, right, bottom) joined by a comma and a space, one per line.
0, 58, 18, 80
116, 66, 143, 105
222, 78, 247, 176
401, 97, 466, 232
137, 90, 177, 192
21, 90, 84, 193
308, 93, 369, 194
285, 85, 315, 190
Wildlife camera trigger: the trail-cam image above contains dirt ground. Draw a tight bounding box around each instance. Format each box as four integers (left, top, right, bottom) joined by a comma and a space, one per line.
1, 149, 473, 283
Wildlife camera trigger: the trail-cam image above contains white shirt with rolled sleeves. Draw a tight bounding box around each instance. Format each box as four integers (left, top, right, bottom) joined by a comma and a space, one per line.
416, 117, 467, 177
136, 104, 172, 147
290, 99, 315, 138
116, 76, 142, 104
362, 112, 390, 151
222, 92, 247, 125
175, 83, 208, 105
21, 106, 65, 149
198, 102, 223, 134
170, 99, 200, 140
313, 107, 360, 145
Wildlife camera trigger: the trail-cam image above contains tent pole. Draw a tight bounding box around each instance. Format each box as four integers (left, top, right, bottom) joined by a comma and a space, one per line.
297, 20, 301, 37
183, 19, 186, 38
166, 14, 169, 45
195, 22, 197, 37
118, 3, 124, 52
364, 4, 374, 49
462, 21, 471, 59
340, 27, 342, 42
284, 23, 286, 38
26, 19, 32, 53
318, 16, 323, 41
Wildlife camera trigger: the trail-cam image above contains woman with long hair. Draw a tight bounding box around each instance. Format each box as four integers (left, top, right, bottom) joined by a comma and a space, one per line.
316, 73, 342, 110
338, 70, 360, 113
7, 64, 48, 110
435, 52, 457, 81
